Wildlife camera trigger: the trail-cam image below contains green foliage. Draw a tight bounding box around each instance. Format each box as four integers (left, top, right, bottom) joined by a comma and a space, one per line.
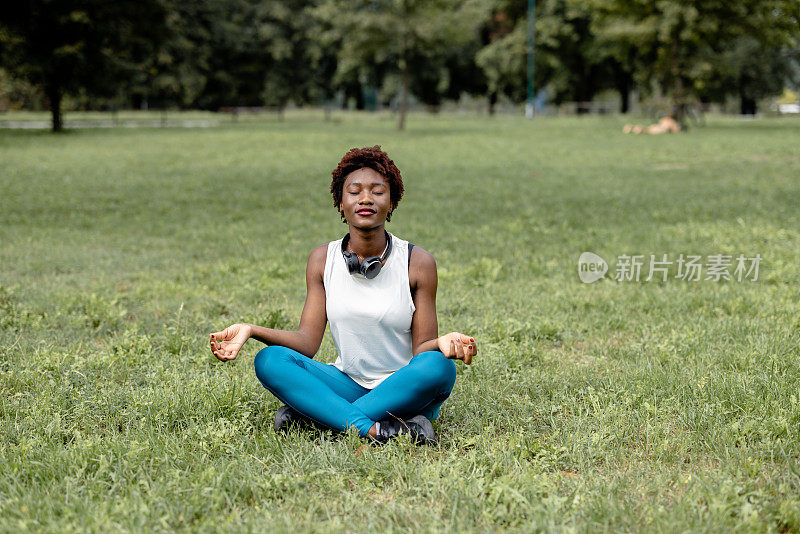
0, 67, 44, 111
1, 114, 800, 529
3, 0, 798, 121
130, 0, 333, 110
476, 22, 527, 102
694, 36, 794, 114
0, 0, 168, 130
591, 0, 800, 115
476, 0, 800, 113
313, 0, 489, 125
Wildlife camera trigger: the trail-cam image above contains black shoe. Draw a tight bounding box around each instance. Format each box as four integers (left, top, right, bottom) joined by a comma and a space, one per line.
274, 405, 312, 432
373, 415, 437, 446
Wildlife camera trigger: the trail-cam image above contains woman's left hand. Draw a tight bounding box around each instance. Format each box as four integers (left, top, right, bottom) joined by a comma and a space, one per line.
438, 332, 477, 365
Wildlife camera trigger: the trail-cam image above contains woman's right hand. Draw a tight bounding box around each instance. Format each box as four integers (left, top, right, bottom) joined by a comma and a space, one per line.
437, 332, 477, 365
209, 323, 252, 361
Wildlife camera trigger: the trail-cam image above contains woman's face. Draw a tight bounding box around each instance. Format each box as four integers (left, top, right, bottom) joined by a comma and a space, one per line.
340, 168, 392, 229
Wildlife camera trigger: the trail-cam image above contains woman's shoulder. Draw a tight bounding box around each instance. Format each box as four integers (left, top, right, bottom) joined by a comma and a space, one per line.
310, 242, 329, 258
408, 244, 436, 291
307, 243, 329, 279
409, 245, 436, 270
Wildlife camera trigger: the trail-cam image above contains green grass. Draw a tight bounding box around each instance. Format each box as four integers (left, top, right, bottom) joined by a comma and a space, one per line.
1, 112, 800, 532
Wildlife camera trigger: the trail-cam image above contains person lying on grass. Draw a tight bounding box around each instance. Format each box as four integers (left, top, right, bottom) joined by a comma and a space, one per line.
623, 115, 680, 134
209, 145, 478, 446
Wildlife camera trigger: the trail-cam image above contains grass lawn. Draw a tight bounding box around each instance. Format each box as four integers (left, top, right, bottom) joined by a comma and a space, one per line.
1, 112, 799, 531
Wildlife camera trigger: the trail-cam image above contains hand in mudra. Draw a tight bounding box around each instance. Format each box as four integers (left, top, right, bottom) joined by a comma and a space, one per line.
209, 323, 251, 361
438, 332, 477, 365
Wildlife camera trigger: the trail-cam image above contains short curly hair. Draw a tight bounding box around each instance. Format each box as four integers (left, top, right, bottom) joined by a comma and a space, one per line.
330, 145, 404, 223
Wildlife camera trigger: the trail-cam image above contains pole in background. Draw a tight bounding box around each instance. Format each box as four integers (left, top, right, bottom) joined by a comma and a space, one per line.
525, 0, 536, 119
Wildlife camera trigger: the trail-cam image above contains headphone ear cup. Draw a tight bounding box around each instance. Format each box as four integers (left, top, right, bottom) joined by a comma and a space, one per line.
343, 251, 361, 274
361, 257, 382, 279
341, 230, 391, 279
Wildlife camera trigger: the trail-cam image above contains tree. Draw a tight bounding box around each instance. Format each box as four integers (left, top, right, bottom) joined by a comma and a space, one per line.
535, 0, 616, 112
130, 0, 215, 110
440, 38, 489, 106
592, 0, 800, 123
476, 0, 630, 113
0, 0, 166, 131
694, 37, 793, 114
475, 17, 526, 110
253, 0, 338, 108
313, 0, 488, 130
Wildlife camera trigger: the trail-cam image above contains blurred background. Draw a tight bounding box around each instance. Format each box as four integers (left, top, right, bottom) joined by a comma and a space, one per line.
1, 0, 799, 132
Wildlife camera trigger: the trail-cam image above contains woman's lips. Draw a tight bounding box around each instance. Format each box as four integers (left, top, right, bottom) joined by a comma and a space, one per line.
356, 210, 376, 216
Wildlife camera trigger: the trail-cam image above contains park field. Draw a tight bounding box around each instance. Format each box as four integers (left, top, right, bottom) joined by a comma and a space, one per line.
1, 112, 799, 532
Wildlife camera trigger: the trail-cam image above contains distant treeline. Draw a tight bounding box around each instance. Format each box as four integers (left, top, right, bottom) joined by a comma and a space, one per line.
1, 0, 798, 130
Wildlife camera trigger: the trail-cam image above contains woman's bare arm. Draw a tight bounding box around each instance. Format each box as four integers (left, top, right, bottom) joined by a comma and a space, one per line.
210, 245, 328, 360
410, 247, 441, 356
409, 246, 477, 364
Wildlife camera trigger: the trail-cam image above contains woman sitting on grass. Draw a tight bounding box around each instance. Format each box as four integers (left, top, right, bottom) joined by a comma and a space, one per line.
209, 146, 477, 445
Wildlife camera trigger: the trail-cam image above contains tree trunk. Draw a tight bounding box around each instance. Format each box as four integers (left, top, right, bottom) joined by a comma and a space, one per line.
398, 0, 409, 131
670, 30, 686, 129
398, 52, 408, 131
618, 50, 635, 114
739, 78, 756, 115
575, 70, 594, 115
488, 92, 497, 115
615, 66, 631, 113
740, 96, 756, 115
620, 89, 630, 114
672, 76, 687, 127
355, 85, 365, 110
47, 85, 63, 132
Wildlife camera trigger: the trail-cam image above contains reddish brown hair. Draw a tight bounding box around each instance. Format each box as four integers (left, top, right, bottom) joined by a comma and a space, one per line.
330, 145, 404, 223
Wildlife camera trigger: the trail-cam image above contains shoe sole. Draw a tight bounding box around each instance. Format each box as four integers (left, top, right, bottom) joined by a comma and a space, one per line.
406, 415, 437, 446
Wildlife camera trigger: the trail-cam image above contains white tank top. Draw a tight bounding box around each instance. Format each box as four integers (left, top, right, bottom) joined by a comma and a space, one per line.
324, 231, 416, 389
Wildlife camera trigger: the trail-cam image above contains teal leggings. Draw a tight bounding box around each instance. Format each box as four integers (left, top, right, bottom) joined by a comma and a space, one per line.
254, 345, 457, 437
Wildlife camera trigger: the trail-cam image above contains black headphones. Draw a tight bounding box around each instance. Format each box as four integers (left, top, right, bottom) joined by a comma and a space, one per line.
341, 230, 392, 279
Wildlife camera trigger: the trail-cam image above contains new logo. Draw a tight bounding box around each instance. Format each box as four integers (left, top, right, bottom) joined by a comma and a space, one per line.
578, 252, 608, 283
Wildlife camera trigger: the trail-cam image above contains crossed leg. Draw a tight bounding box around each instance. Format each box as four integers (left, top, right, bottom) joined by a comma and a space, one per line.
254, 345, 457, 437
